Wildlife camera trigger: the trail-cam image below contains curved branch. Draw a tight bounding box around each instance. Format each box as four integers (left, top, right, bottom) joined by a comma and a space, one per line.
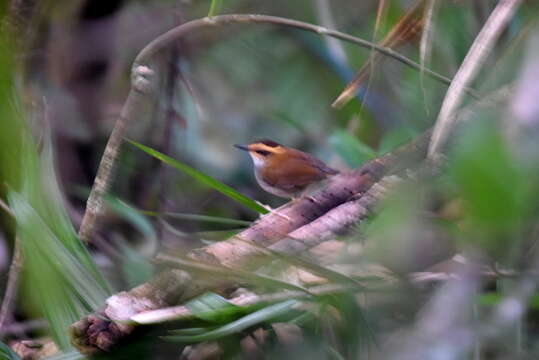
135, 14, 474, 95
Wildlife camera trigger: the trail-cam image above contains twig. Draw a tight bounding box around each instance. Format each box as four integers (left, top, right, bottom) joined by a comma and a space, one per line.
419, 0, 438, 114
0, 198, 22, 333
135, 14, 464, 89
78, 112, 126, 243
0, 237, 22, 333
428, 0, 523, 158
315, 0, 350, 68
78, 68, 153, 243
0, 197, 14, 217
0, 319, 47, 337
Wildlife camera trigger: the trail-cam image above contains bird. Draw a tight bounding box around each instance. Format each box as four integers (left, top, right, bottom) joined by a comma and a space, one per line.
234, 139, 339, 200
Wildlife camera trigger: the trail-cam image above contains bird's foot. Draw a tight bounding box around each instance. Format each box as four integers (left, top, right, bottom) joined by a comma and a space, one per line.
294, 195, 318, 204
305, 195, 318, 204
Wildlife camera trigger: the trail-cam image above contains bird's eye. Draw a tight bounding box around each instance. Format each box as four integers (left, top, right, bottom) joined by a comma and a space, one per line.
255, 150, 271, 156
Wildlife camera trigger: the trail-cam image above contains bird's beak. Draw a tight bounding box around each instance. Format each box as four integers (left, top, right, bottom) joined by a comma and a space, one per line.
234, 144, 249, 151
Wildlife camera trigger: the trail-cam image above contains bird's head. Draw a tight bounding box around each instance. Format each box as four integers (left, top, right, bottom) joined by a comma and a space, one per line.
234, 139, 286, 168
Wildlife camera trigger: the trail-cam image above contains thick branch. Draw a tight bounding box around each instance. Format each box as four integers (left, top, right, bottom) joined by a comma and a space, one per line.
269, 176, 402, 256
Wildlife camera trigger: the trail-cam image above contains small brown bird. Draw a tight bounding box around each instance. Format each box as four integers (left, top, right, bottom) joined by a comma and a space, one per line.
235, 139, 339, 199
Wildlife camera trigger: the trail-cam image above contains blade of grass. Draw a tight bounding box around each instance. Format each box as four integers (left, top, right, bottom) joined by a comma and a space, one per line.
185, 292, 242, 323
44, 349, 86, 360
0, 341, 21, 360
329, 129, 377, 168
163, 300, 298, 343
156, 253, 313, 295
9, 191, 110, 349
3, 105, 109, 350
105, 196, 157, 241
208, 0, 222, 17
127, 139, 268, 214
141, 210, 251, 226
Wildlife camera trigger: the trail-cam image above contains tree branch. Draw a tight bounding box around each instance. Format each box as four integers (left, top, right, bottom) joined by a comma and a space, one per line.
428, 0, 523, 157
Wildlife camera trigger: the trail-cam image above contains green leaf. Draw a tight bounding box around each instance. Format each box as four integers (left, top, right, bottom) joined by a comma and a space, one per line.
102, 196, 156, 286
120, 244, 155, 288
166, 327, 214, 336
479, 293, 539, 309
142, 211, 251, 227
5, 122, 109, 350
0, 32, 109, 349
0, 342, 21, 360
164, 300, 298, 343
378, 127, 416, 155
158, 254, 312, 295
185, 293, 242, 323
329, 130, 376, 168
449, 119, 529, 255
9, 191, 110, 349
266, 249, 367, 292
105, 196, 157, 241
208, 0, 222, 17
127, 140, 268, 214
44, 349, 86, 360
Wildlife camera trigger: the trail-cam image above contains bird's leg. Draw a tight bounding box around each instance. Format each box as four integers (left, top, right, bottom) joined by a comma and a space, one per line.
298, 189, 319, 204
304, 195, 319, 204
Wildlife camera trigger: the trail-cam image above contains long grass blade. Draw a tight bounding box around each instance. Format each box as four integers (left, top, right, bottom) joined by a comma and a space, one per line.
163, 300, 298, 343
127, 140, 268, 214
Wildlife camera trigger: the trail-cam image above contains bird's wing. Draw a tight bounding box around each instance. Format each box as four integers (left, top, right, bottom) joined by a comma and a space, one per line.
262, 155, 332, 191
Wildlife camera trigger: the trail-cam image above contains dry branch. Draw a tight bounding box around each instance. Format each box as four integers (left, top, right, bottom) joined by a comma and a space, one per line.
428, 0, 523, 157
332, 0, 426, 108
0, 237, 22, 333
0, 200, 22, 334
70, 129, 431, 353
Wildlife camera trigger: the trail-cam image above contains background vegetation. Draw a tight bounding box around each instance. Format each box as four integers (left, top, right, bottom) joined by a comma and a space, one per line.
1, 0, 539, 359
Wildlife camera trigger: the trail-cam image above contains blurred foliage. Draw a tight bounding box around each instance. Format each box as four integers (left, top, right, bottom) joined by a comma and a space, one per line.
4, 99, 110, 350
165, 299, 299, 343
1, 0, 539, 359
449, 119, 532, 259
0, 22, 110, 351
0, 341, 21, 360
